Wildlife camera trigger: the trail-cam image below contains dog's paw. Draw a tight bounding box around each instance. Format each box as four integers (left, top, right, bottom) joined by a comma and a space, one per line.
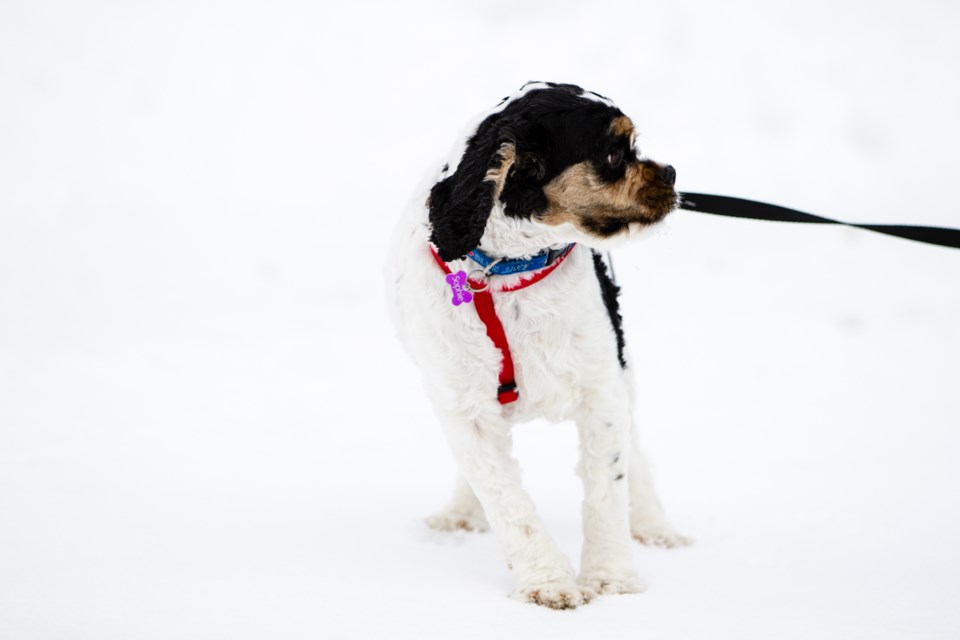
630, 518, 693, 549
511, 581, 596, 610
578, 571, 646, 596
425, 510, 489, 533
631, 520, 693, 548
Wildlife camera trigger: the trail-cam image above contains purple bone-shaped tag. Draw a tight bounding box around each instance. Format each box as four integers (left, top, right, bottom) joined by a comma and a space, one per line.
445, 271, 473, 306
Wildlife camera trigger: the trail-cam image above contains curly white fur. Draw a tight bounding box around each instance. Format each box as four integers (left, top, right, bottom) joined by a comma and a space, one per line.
385, 86, 689, 609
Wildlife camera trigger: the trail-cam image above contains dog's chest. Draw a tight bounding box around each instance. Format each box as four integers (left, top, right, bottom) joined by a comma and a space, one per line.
492, 261, 621, 421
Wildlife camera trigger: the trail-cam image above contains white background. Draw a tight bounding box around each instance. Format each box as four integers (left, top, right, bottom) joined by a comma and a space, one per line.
2, 1, 959, 638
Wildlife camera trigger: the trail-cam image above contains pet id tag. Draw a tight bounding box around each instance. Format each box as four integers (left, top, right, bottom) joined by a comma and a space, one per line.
445, 271, 473, 306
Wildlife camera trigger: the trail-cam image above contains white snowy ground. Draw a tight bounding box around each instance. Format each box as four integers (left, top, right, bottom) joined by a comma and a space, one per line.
2, 1, 959, 638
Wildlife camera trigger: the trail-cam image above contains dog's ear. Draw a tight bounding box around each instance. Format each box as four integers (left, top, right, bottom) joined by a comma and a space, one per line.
428, 120, 520, 262
499, 147, 550, 218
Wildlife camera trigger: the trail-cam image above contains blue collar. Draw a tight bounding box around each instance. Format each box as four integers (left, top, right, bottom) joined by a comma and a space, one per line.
467, 244, 576, 276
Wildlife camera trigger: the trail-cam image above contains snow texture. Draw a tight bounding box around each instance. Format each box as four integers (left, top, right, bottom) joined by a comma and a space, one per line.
1, 0, 959, 638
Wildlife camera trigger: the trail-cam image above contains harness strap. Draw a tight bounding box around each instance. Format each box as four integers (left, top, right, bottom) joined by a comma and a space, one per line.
428, 244, 575, 404
473, 286, 519, 404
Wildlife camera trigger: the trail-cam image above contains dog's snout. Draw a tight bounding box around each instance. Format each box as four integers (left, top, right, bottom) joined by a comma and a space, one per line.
657, 164, 676, 186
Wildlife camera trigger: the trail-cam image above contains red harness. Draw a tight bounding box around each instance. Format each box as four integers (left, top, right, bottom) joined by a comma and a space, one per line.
428, 244, 575, 404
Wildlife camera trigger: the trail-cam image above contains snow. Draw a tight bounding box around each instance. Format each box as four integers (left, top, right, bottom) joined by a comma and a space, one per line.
2, 0, 959, 637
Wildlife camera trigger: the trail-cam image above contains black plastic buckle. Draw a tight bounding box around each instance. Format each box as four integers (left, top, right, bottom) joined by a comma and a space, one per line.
545, 246, 564, 265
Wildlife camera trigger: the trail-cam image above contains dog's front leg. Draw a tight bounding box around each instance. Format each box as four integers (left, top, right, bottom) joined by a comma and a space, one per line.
438, 404, 593, 609
575, 401, 645, 595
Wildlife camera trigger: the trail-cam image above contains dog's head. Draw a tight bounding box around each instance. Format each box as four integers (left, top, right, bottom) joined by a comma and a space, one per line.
428, 82, 677, 262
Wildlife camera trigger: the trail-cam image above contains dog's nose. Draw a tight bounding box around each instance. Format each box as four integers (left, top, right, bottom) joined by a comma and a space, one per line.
657, 164, 676, 186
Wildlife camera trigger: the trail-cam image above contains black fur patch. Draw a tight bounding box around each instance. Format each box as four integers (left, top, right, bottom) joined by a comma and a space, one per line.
497, 88, 627, 221
428, 83, 629, 261
591, 250, 627, 368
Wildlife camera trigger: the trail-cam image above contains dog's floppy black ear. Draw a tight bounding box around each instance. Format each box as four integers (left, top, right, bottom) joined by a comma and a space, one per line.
428, 118, 520, 262
499, 149, 550, 219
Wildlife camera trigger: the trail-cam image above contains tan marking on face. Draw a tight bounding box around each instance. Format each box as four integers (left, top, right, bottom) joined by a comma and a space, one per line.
483, 142, 516, 199
609, 116, 635, 143
541, 161, 647, 221
540, 160, 674, 235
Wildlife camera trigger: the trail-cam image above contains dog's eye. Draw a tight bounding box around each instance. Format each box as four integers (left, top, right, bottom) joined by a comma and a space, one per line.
606, 151, 623, 168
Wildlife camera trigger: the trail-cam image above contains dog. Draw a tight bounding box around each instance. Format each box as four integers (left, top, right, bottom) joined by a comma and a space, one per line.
386, 81, 689, 609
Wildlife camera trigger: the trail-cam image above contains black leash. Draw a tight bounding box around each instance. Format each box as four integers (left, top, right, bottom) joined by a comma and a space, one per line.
678, 192, 960, 250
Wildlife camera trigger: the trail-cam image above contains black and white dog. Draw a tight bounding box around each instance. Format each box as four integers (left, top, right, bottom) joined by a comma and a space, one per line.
386, 82, 688, 609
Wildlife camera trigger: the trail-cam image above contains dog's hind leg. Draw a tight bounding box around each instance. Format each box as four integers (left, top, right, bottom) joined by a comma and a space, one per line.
627, 428, 693, 548
425, 474, 489, 532
617, 353, 692, 548
437, 401, 593, 609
